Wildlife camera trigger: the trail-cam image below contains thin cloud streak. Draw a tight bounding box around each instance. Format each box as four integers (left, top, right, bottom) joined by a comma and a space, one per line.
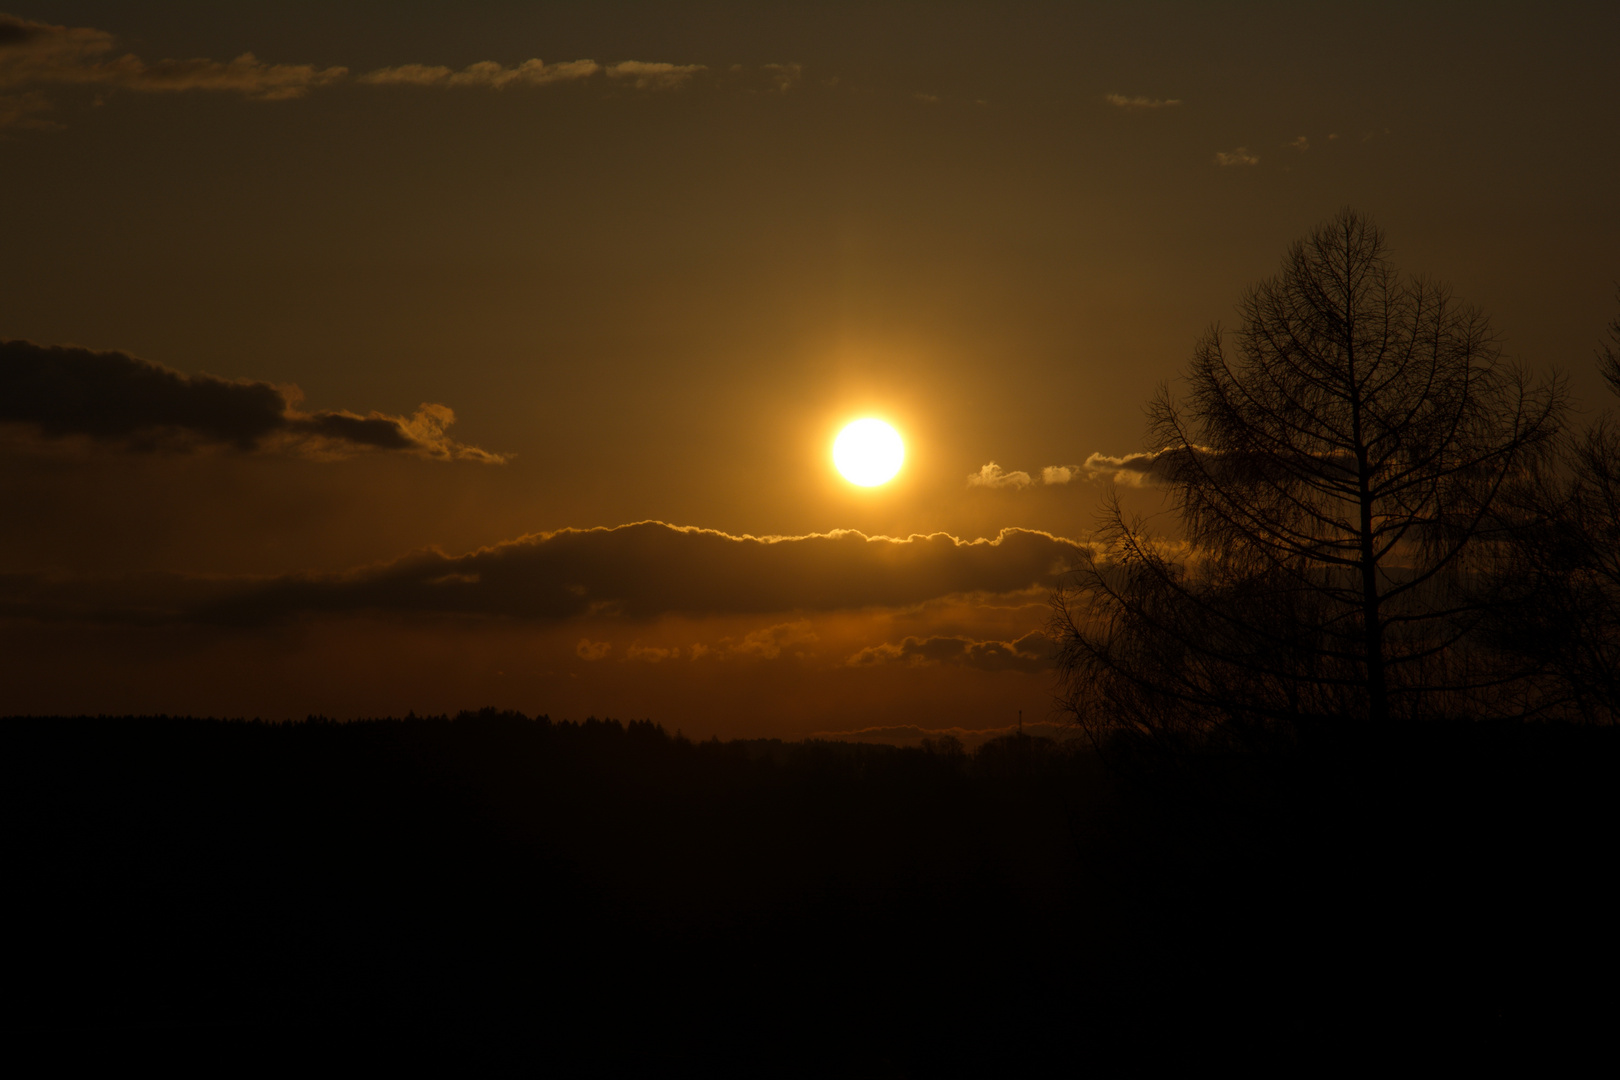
360, 58, 601, 88
1105, 92, 1181, 109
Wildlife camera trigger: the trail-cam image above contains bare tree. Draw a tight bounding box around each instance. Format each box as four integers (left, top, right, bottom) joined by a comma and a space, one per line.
1053, 210, 1565, 751
1488, 298, 1620, 722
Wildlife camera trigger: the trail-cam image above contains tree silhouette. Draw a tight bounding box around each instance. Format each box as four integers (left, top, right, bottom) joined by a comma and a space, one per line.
1053, 209, 1565, 751
1488, 297, 1620, 721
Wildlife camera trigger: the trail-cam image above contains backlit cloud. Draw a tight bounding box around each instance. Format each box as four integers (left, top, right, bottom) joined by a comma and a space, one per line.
846, 629, 1057, 672
967, 462, 1032, 489
1104, 92, 1181, 109
1215, 147, 1260, 166
200, 522, 1090, 626
1041, 465, 1076, 485
0, 339, 504, 462
1082, 449, 1176, 485
605, 60, 705, 89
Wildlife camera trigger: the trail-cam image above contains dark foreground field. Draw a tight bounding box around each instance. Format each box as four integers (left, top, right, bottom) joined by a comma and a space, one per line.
7, 711, 1617, 1071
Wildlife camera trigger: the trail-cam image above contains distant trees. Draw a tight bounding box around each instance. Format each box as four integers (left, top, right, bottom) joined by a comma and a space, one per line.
1052, 209, 1567, 751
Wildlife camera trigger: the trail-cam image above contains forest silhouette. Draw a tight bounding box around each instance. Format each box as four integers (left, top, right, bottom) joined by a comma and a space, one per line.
10, 211, 1620, 1070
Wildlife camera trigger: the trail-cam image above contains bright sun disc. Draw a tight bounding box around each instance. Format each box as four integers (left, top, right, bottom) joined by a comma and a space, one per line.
834, 419, 905, 486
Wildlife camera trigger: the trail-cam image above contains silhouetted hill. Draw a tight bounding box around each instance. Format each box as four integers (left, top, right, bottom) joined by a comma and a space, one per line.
7, 711, 1616, 1070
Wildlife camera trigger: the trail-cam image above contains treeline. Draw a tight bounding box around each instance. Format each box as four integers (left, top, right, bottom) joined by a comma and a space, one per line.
9, 709, 1617, 1067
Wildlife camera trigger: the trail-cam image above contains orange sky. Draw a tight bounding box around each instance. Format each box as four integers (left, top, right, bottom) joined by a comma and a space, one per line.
3, 2, 1617, 740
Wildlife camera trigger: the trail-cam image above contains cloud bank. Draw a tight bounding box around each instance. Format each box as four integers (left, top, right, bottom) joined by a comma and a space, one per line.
0, 340, 503, 462
206, 522, 1090, 625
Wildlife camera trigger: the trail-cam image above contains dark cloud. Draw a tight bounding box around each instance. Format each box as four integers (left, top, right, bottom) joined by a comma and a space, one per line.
0, 340, 503, 461
203, 522, 1088, 625
1082, 449, 1179, 485
846, 630, 1057, 672
1082, 445, 1357, 487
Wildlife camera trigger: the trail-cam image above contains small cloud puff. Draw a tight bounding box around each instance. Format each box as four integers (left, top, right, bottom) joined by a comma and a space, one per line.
969, 462, 1083, 489
967, 462, 1033, 489
762, 63, 802, 92
722, 621, 818, 660
1215, 147, 1259, 166
1289, 135, 1309, 151
576, 639, 612, 661
626, 642, 679, 663
1104, 93, 1181, 109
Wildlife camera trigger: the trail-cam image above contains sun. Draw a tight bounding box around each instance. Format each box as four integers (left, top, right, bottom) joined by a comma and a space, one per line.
833, 419, 905, 486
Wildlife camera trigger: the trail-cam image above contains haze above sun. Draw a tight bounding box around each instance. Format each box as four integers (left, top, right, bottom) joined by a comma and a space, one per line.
833, 419, 905, 487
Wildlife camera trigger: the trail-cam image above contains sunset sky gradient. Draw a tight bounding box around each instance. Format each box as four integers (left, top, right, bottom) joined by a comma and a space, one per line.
3, 2, 1616, 741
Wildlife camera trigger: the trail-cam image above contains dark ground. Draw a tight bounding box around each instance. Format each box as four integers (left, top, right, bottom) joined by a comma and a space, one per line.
7, 711, 1617, 1072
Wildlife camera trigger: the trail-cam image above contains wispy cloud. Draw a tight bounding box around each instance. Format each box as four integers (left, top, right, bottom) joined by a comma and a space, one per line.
359, 58, 600, 88
0, 14, 346, 103
1215, 147, 1259, 166
0, 12, 713, 127
1081, 449, 1179, 485
0, 88, 52, 129
762, 62, 802, 92
605, 60, 705, 89
721, 621, 818, 660
967, 462, 1033, 489
969, 462, 1084, 489
1104, 92, 1181, 109
846, 629, 1057, 672
1289, 135, 1310, 152
0, 339, 504, 462
576, 639, 612, 661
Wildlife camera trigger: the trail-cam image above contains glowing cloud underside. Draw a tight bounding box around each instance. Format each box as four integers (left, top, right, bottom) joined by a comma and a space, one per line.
833, 419, 904, 486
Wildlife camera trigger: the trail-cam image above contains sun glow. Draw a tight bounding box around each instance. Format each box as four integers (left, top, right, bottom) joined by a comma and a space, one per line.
833, 419, 905, 486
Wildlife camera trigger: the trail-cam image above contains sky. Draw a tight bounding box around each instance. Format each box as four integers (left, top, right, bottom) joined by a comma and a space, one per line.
3, 1, 1617, 742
